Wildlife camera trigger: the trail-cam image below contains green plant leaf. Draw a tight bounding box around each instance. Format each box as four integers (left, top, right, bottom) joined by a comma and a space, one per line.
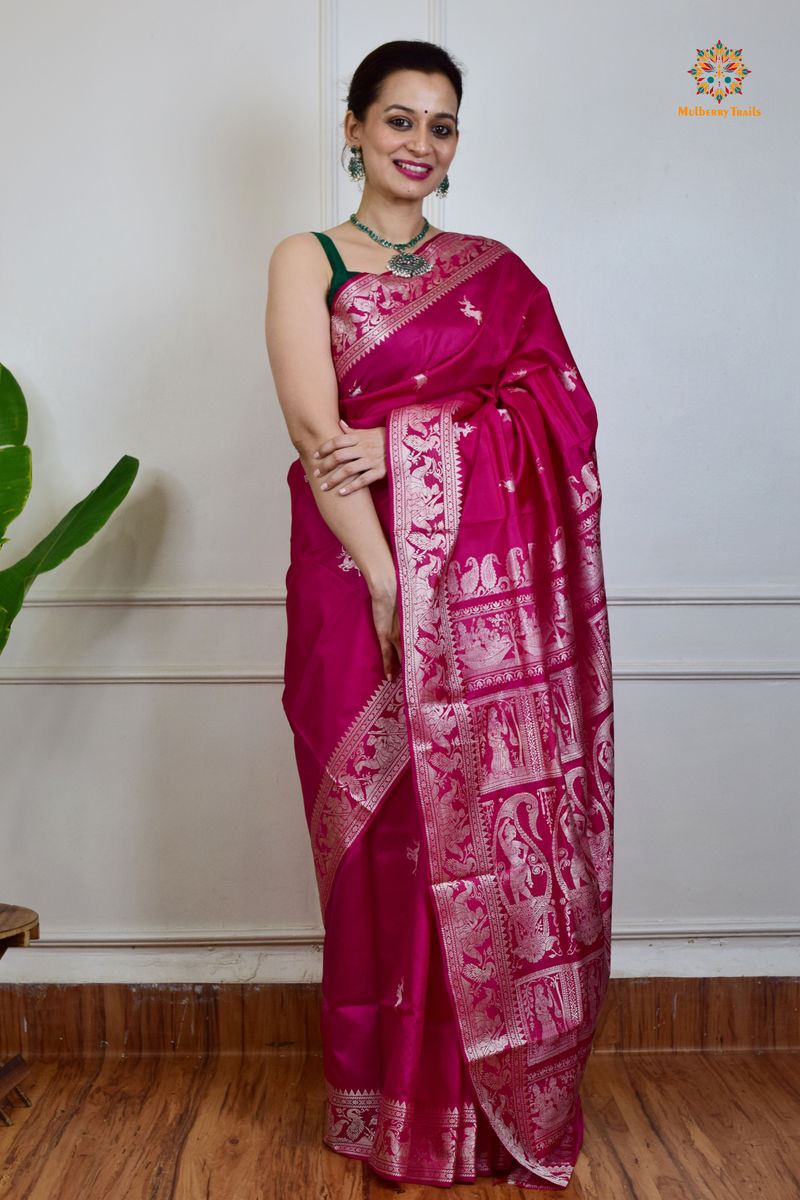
0, 363, 28, 447
0, 454, 139, 651
0, 445, 32, 541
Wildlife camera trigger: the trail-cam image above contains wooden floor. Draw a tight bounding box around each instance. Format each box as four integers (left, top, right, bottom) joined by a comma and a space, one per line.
0, 1050, 798, 1199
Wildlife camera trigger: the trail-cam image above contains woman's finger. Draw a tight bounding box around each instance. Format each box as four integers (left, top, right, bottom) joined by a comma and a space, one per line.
320, 461, 374, 491
381, 637, 394, 680
313, 433, 358, 460
328, 461, 384, 490
321, 456, 384, 486
390, 605, 403, 666
336, 467, 384, 495
375, 618, 394, 680
389, 631, 402, 668
314, 447, 364, 478
371, 590, 399, 680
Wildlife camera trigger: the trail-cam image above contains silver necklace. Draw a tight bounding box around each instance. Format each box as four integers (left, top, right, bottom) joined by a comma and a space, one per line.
349, 214, 433, 278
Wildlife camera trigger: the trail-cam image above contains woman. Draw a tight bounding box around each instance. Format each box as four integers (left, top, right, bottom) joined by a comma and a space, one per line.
266, 40, 613, 1191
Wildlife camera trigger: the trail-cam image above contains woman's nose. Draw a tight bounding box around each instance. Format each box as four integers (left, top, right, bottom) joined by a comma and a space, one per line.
407, 129, 432, 157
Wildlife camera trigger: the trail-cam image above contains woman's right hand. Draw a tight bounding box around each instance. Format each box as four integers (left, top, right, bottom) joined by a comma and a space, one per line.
370, 579, 402, 680
313, 420, 386, 496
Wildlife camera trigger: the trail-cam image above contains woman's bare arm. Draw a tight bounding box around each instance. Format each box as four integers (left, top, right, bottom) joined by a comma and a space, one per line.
265, 234, 400, 676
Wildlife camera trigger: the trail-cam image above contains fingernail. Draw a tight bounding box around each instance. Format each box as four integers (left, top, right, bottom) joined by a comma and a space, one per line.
320, 483, 328, 491
313, 452, 319, 459
313, 469, 320, 477
339, 488, 347, 495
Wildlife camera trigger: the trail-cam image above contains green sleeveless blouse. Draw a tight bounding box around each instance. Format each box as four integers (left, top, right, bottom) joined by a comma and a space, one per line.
312, 232, 361, 311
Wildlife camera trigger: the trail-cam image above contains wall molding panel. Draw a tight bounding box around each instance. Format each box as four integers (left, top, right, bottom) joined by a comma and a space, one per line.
0, 667, 285, 685
27, 917, 800, 947
1, 921, 796, 984
23, 589, 289, 608
21, 588, 800, 609
612, 662, 800, 681
318, 0, 339, 230
6, 584, 796, 683
1, 663, 798, 685
612, 918, 800, 940
422, 0, 448, 231
35, 929, 326, 949
427, 0, 446, 47
608, 589, 800, 607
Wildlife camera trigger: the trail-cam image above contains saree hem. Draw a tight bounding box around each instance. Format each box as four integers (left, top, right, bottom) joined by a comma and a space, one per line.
324, 1142, 569, 1191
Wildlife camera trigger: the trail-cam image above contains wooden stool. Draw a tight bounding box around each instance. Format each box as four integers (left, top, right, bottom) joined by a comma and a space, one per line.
0, 905, 39, 1126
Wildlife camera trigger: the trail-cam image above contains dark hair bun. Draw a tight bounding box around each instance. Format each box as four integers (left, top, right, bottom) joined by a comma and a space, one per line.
347, 40, 463, 122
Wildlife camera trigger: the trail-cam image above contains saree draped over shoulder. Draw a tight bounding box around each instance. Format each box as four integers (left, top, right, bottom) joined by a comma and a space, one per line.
284, 233, 614, 1190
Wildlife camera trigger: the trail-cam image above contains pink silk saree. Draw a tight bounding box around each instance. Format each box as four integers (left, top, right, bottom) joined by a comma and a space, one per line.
283, 232, 614, 1189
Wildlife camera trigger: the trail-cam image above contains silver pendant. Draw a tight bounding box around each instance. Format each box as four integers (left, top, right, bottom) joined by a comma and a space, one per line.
388, 251, 432, 278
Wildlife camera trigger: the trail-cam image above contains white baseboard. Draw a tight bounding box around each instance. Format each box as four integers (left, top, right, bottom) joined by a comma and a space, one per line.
0, 936, 324, 985
1, 924, 797, 984
610, 935, 800, 978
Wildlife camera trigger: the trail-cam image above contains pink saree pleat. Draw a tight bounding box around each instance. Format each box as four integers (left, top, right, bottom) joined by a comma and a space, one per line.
322, 768, 515, 1184
284, 233, 614, 1190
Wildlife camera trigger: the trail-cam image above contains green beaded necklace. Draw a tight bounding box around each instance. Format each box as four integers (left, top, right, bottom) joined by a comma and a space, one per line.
349, 213, 432, 278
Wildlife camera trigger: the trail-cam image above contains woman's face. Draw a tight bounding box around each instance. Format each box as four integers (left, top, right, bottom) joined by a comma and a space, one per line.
346, 70, 459, 201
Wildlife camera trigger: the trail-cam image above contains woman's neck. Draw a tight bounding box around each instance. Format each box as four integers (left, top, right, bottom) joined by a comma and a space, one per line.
352, 187, 428, 245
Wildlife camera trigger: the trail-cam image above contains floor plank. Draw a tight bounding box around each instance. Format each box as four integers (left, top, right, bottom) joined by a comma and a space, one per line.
0, 1052, 797, 1198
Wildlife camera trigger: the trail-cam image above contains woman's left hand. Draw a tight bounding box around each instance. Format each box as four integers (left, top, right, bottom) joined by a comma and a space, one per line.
313, 420, 386, 495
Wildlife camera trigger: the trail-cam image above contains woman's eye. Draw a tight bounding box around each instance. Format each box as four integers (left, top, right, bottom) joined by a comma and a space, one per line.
386, 117, 455, 136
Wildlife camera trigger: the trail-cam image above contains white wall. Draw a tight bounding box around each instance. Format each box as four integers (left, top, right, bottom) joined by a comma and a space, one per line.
1, 0, 797, 983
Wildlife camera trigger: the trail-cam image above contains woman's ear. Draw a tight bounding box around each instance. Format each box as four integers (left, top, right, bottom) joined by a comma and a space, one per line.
343, 110, 361, 146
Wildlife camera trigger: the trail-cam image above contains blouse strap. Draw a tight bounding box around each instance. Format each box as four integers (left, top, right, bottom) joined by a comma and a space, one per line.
312, 231, 360, 311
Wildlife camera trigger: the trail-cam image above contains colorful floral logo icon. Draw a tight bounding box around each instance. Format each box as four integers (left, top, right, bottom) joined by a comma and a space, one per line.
688, 41, 751, 105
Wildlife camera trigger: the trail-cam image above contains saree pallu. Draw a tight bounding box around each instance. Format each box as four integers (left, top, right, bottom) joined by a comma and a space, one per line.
284, 233, 614, 1190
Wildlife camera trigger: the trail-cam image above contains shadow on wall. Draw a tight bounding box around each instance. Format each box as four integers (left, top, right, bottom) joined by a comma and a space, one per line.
66, 478, 170, 596
25, 476, 172, 669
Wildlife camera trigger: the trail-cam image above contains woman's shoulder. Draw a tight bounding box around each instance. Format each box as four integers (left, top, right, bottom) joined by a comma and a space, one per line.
448, 230, 507, 246
446, 232, 544, 284
446, 230, 524, 263
268, 233, 332, 304
270, 231, 327, 269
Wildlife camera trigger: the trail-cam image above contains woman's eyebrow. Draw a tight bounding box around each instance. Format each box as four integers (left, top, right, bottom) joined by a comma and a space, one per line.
383, 104, 457, 120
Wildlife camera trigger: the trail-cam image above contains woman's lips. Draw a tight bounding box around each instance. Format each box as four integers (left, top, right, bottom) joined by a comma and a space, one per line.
392, 160, 433, 180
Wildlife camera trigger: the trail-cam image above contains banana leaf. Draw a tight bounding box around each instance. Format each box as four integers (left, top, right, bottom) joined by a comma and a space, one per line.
0, 445, 32, 543
0, 362, 32, 543
0, 364, 28, 446
0, 454, 139, 653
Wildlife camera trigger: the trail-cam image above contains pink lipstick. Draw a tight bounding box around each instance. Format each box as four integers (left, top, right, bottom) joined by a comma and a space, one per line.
393, 160, 433, 180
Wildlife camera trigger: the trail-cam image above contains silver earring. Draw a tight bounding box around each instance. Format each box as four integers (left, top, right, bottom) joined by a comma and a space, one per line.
348, 146, 365, 183
435, 173, 450, 199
